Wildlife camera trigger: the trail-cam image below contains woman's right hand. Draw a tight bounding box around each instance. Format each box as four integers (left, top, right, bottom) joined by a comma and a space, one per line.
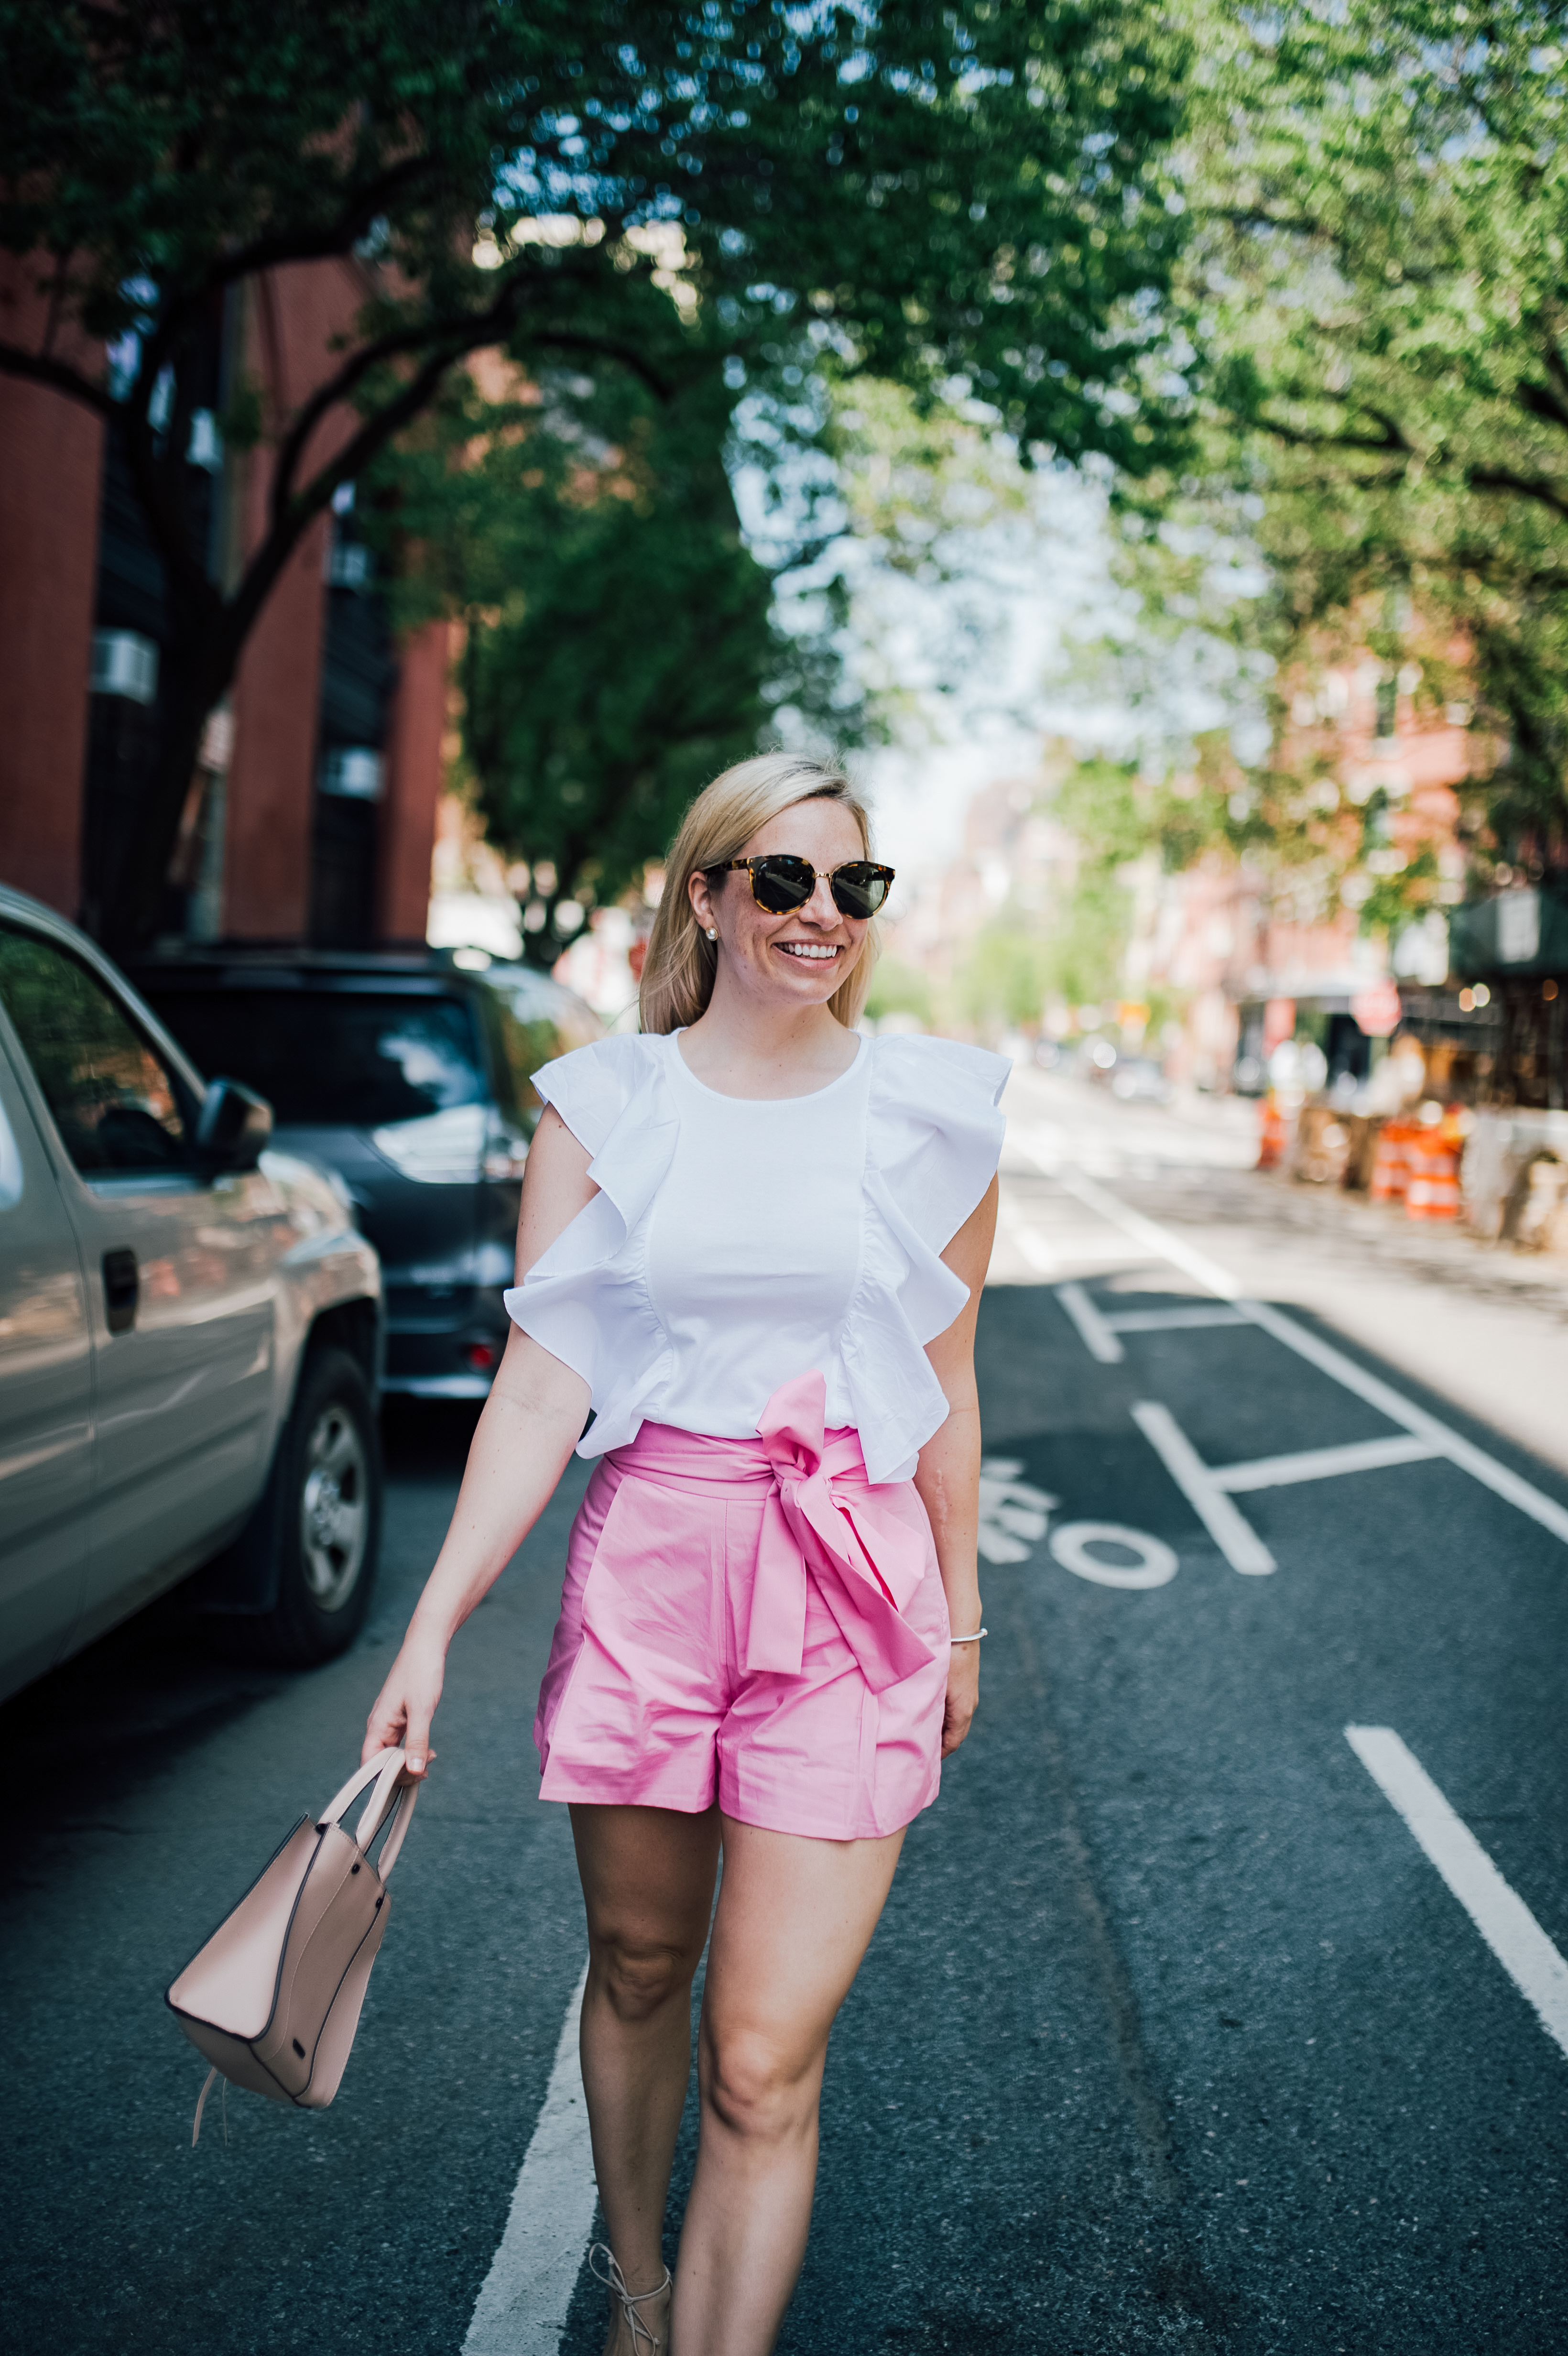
362, 1626, 448, 1781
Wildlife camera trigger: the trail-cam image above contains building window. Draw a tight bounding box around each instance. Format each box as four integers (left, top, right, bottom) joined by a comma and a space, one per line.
327, 540, 372, 589
318, 747, 384, 801
89, 630, 159, 706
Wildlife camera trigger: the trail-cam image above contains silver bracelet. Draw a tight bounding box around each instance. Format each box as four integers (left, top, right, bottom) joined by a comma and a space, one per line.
948, 1626, 987, 1644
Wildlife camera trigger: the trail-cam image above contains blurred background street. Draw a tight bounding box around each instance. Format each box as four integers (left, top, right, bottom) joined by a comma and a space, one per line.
3, 5, 1568, 2350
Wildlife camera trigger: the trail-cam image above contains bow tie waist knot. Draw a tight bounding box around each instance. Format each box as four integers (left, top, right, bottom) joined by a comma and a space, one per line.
742, 1374, 936, 1693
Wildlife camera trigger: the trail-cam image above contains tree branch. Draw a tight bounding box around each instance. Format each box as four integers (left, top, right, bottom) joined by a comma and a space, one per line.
1198, 201, 1331, 241
0, 328, 219, 608
185, 148, 454, 311
522, 326, 677, 401
1515, 377, 1568, 434
262, 256, 653, 522
1467, 466, 1568, 525
266, 309, 494, 527
242, 341, 473, 639
1248, 405, 1413, 458
0, 337, 112, 414
268, 278, 677, 527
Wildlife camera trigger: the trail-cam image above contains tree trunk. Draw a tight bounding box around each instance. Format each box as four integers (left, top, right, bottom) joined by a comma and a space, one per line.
98, 606, 244, 958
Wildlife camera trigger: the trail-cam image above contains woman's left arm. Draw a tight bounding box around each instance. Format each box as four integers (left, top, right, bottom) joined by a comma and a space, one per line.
914, 1174, 999, 1757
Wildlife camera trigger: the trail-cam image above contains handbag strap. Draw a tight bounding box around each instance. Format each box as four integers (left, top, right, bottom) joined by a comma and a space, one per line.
192, 2065, 219, 2148
370, 1781, 417, 1881
316, 1747, 419, 1880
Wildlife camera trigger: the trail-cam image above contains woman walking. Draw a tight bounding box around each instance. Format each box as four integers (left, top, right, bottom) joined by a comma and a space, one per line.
364, 754, 1005, 2355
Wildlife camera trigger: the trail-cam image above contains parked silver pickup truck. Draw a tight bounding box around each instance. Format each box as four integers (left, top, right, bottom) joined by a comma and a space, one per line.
0, 887, 385, 1704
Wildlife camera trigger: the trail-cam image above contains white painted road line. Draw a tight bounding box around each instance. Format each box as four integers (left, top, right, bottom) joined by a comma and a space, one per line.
1131, 1401, 1277, 1575
1050, 1165, 1242, 1298
1102, 1305, 1249, 1334
978, 1459, 1057, 1562
1049, 1520, 1179, 1589
1036, 1161, 1568, 1554
464, 1959, 596, 2356
1346, 1728, 1568, 2063
1055, 1280, 1124, 1363
1133, 1406, 1441, 1567
1242, 1296, 1568, 1549
1213, 1433, 1440, 1494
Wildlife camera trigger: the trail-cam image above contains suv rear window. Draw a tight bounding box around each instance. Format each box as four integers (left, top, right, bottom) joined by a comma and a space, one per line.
145, 990, 488, 1128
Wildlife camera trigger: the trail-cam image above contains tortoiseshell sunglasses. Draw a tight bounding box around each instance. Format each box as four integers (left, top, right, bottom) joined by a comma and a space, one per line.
714, 855, 895, 919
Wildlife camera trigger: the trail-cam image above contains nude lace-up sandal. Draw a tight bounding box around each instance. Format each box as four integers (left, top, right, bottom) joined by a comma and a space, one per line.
588, 2243, 673, 2354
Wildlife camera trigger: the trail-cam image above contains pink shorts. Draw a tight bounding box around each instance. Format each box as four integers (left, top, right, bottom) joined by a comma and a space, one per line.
534, 1388, 951, 1842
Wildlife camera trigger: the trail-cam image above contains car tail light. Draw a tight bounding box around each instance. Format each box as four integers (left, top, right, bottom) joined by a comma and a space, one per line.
464, 1341, 497, 1373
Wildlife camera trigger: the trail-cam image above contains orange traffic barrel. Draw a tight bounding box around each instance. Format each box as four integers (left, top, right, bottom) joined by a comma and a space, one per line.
1406, 1137, 1460, 1221
1369, 1120, 1411, 1202
1257, 1094, 1288, 1170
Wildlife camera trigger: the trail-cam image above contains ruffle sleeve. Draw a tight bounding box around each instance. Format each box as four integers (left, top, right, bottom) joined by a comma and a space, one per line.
503, 1035, 677, 1455
840, 1036, 1009, 1484
530, 1031, 654, 1156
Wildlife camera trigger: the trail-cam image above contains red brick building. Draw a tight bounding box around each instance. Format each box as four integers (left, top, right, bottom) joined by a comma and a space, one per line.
0, 254, 447, 949
1133, 647, 1476, 1092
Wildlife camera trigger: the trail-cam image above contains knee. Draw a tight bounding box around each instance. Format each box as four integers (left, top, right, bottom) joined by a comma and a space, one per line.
592, 1932, 696, 2026
703, 2026, 815, 2145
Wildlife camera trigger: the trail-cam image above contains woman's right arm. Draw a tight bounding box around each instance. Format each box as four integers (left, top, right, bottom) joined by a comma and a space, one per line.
360, 1107, 595, 1778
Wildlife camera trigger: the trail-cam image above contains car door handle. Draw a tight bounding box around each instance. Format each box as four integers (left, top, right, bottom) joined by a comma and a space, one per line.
102, 1248, 139, 1335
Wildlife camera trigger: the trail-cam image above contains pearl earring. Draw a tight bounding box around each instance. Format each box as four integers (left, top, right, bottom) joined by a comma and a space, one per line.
707, 927, 718, 940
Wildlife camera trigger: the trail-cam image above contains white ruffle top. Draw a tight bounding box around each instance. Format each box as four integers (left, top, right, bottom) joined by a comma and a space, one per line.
502, 1028, 1008, 1484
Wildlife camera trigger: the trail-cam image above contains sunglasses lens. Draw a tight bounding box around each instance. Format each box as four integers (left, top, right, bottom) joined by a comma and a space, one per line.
752, 856, 814, 913
830, 863, 891, 917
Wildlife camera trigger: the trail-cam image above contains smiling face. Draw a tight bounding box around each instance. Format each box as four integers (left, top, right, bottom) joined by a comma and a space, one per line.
687, 794, 872, 1015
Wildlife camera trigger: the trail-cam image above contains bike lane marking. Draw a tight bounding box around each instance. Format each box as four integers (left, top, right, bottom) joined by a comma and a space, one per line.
1346, 1728, 1568, 2062
1054, 1278, 1123, 1363
1129, 1401, 1279, 1575
464, 1957, 595, 2356
1020, 1154, 1568, 1554
1048, 1521, 1178, 1588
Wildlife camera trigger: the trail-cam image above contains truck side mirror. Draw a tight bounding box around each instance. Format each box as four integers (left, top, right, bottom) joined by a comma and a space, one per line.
195, 1077, 273, 1174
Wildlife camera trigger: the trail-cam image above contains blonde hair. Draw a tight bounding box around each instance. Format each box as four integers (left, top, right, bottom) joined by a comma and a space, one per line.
639, 753, 878, 1035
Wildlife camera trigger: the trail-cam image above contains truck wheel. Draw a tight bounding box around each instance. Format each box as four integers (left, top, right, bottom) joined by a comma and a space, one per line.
220, 1347, 383, 1666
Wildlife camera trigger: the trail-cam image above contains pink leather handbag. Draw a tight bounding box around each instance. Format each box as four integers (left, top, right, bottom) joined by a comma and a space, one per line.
167, 1746, 418, 2144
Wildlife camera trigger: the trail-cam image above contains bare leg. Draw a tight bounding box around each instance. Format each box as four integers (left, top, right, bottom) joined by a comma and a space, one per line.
671, 1815, 906, 2356
570, 1803, 721, 2353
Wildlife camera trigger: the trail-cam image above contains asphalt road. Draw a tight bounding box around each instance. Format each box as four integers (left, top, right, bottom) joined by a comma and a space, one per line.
4, 1089, 1566, 2355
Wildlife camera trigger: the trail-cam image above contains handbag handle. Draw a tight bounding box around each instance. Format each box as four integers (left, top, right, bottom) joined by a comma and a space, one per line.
317, 1747, 419, 1881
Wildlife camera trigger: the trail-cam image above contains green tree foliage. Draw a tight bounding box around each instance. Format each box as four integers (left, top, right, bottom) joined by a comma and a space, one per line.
1159, 0, 1568, 878
862, 955, 934, 1025
1041, 748, 1246, 1008
0, 0, 1187, 950
404, 360, 791, 952
955, 928, 1058, 1032
366, 264, 861, 953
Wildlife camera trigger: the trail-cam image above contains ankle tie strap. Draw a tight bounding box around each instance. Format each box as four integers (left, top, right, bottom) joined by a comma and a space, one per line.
588, 2243, 672, 2354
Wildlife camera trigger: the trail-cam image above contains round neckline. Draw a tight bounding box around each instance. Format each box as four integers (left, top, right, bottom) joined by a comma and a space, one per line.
669, 1028, 868, 1106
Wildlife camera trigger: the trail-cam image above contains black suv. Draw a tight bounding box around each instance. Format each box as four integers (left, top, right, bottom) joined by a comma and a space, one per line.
134, 949, 601, 1397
